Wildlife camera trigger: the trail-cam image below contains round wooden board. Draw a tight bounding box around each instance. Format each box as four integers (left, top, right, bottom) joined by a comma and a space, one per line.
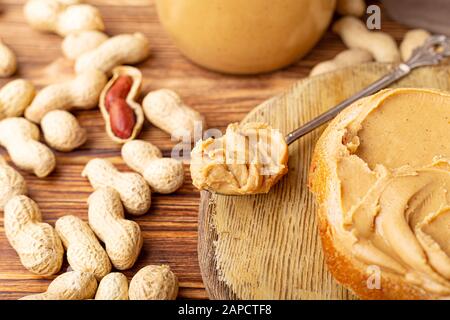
198, 62, 450, 300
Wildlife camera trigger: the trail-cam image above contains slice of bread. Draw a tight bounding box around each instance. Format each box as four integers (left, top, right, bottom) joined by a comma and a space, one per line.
309, 88, 450, 300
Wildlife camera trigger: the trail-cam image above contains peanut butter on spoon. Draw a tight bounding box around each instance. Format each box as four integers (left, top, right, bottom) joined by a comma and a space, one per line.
190, 123, 288, 195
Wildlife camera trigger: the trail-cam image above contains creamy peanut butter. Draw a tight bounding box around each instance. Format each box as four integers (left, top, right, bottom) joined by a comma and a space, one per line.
330, 88, 450, 295
190, 123, 288, 195
155, 0, 335, 74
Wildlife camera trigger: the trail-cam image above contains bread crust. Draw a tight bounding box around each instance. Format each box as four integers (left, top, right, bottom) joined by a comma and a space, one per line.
308, 89, 445, 300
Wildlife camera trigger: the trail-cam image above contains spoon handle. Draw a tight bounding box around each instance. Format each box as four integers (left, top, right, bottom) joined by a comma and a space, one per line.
285, 35, 450, 145
285, 64, 410, 145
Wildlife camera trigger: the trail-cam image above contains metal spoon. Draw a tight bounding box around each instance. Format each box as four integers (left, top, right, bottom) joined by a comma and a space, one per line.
285, 34, 450, 145
204, 35, 450, 195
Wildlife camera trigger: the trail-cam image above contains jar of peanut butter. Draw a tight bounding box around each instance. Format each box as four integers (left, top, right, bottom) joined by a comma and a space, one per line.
156, 0, 336, 74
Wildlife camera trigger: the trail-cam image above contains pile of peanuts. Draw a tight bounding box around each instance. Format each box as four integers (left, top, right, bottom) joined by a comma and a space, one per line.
0, 0, 207, 300
310, 0, 433, 76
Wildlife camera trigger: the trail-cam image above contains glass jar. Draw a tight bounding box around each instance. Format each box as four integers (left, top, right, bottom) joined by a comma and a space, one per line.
156, 0, 336, 74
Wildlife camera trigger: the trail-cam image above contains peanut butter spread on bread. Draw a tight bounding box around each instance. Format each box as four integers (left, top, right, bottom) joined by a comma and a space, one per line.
190, 123, 288, 195
311, 88, 450, 296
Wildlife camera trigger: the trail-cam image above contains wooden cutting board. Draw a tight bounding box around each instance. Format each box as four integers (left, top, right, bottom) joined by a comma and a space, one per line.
198, 62, 450, 300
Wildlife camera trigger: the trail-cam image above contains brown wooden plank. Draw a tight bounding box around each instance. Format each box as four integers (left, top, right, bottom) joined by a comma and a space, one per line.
199, 63, 450, 300
0, 0, 411, 300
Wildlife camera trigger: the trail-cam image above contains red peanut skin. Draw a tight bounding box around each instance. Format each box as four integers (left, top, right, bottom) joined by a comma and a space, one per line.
105, 76, 136, 139
108, 100, 136, 139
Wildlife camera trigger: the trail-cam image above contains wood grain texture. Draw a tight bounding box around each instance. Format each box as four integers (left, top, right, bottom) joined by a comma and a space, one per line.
198, 63, 450, 300
0, 0, 411, 300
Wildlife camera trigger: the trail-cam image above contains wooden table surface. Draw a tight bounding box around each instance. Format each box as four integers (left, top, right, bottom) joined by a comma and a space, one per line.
0, 0, 409, 300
